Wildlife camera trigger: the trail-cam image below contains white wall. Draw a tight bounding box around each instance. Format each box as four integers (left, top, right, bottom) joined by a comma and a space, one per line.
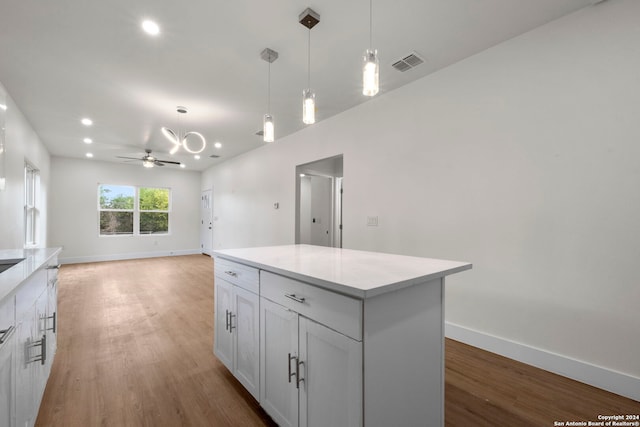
0, 82, 51, 249
50, 157, 201, 263
202, 0, 640, 399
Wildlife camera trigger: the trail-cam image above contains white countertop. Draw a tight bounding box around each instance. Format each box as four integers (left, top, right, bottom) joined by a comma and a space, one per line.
0, 247, 62, 303
214, 245, 471, 298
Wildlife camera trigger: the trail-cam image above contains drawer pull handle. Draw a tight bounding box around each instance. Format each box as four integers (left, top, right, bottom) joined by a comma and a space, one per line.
224, 270, 238, 277
284, 294, 306, 304
225, 310, 230, 331
0, 325, 15, 344
46, 264, 61, 270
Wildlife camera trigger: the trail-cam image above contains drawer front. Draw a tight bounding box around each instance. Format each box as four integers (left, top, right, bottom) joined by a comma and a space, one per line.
46, 255, 60, 286
261, 271, 362, 341
214, 257, 259, 294
15, 268, 47, 319
0, 296, 15, 340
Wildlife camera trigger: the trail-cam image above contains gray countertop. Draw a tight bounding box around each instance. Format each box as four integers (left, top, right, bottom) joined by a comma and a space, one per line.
214, 244, 472, 299
0, 247, 62, 303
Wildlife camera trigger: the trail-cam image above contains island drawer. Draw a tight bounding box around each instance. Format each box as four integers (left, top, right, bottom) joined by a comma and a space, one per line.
260, 271, 362, 341
214, 257, 259, 294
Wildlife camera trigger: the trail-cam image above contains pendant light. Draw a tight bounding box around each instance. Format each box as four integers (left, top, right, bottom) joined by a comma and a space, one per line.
161, 106, 206, 154
261, 48, 278, 143
363, 0, 379, 96
299, 8, 320, 125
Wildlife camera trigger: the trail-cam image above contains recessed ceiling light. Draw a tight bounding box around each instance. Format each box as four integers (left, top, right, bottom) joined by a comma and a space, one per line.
194, 155, 201, 160
142, 20, 160, 36
83, 138, 93, 144
180, 164, 186, 169
81, 118, 93, 126
299, 173, 306, 177
0, 104, 7, 111
214, 142, 222, 149
86, 153, 94, 158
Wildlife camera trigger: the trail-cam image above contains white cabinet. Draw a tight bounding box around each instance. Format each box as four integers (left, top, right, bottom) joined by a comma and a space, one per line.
259, 272, 363, 427
0, 295, 16, 427
259, 298, 298, 427
213, 260, 260, 400
214, 245, 471, 427
298, 317, 362, 427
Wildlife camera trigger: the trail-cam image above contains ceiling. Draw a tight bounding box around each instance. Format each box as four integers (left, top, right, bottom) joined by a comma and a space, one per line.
0, 0, 595, 171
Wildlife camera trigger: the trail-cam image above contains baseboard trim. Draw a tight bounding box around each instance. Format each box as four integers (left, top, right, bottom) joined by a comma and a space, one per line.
60, 249, 202, 265
445, 322, 639, 402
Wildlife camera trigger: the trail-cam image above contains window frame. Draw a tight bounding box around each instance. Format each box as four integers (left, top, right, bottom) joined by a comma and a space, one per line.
98, 184, 172, 237
24, 162, 40, 247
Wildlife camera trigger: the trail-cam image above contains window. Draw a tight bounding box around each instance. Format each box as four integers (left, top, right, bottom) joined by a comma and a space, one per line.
99, 184, 170, 236
24, 163, 40, 246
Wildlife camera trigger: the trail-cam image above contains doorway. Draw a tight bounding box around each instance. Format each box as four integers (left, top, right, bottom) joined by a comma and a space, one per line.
295, 155, 343, 248
200, 189, 213, 255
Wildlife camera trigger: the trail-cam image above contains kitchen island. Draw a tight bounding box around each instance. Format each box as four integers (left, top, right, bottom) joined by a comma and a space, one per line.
213, 244, 471, 427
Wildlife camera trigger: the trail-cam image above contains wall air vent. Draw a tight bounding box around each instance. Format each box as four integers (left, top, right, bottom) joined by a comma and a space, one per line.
392, 52, 425, 72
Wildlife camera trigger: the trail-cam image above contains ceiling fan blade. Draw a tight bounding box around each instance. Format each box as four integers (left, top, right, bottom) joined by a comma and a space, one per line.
156, 159, 182, 165
116, 156, 143, 161
154, 160, 166, 166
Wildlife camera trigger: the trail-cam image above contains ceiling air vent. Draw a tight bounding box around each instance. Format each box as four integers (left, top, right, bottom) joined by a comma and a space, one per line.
392, 52, 425, 72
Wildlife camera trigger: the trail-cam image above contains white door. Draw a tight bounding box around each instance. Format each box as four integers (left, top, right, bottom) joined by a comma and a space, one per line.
0, 322, 16, 427
200, 190, 213, 255
299, 317, 362, 427
213, 279, 233, 371
260, 298, 299, 427
233, 286, 259, 400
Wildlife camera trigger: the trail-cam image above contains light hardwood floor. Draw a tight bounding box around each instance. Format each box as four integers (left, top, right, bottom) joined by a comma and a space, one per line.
35, 255, 639, 426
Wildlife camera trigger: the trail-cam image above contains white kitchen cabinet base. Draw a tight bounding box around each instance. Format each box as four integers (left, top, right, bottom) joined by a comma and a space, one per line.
214, 245, 471, 427
363, 277, 445, 426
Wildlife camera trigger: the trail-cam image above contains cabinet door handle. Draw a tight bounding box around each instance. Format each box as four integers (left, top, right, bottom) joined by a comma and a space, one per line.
46, 264, 61, 270
28, 334, 47, 365
46, 312, 57, 334
288, 353, 297, 384
224, 270, 238, 277
284, 294, 306, 304
229, 313, 236, 332
296, 359, 304, 389
225, 310, 230, 331
0, 325, 15, 344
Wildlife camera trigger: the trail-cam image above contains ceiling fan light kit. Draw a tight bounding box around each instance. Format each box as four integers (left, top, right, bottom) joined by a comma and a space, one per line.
117, 149, 181, 168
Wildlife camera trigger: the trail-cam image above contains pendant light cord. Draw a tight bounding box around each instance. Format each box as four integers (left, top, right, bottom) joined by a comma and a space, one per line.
369, 0, 373, 49
308, 28, 311, 88
267, 61, 271, 113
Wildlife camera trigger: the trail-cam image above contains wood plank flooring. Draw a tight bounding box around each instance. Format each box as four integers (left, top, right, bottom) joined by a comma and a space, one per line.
35, 255, 639, 426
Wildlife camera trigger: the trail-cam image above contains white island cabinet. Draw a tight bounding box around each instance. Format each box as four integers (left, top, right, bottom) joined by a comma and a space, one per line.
213, 244, 471, 427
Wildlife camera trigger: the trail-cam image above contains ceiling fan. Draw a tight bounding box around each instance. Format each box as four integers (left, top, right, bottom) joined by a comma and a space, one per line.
117, 149, 181, 168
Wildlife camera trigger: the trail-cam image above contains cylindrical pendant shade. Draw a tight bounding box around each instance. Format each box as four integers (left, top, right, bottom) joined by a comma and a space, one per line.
303, 89, 315, 124
263, 114, 274, 142
363, 49, 379, 96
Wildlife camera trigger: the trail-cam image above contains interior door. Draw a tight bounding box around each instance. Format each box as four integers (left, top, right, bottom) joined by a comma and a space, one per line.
200, 190, 213, 255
